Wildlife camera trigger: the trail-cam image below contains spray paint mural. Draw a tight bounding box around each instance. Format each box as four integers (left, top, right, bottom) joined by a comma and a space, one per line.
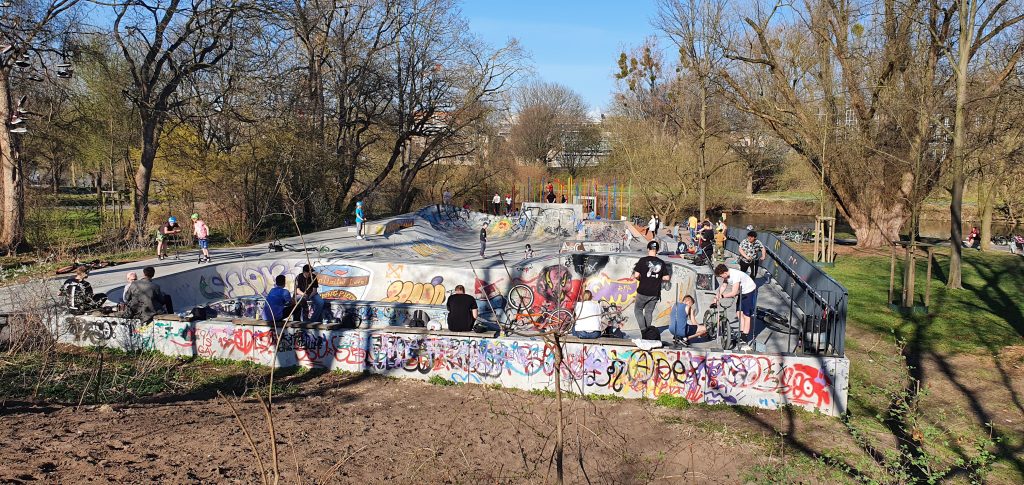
55, 318, 849, 415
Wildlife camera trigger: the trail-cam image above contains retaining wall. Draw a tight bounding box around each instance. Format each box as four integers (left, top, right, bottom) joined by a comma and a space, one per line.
53, 314, 850, 416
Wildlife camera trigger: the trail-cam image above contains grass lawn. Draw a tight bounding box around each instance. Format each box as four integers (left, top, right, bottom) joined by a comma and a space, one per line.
828, 248, 1024, 354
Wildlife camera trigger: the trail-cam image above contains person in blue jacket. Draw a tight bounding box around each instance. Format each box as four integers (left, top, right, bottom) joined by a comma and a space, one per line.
355, 201, 366, 240
262, 275, 292, 323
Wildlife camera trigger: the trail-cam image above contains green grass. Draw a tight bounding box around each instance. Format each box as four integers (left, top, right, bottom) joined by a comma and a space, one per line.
826, 249, 1024, 354
654, 394, 690, 410
427, 375, 458, 387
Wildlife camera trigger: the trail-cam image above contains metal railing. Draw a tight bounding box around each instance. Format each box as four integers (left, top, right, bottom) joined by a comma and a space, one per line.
725, 228, 848, 357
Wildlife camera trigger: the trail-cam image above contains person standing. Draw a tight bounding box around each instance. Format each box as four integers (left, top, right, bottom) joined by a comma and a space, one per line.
191, 213, 210, 263
632, 240, 671, 341
479, 224, 487, 258
294, 264, 324, 322
653, 215, 661, 238
672, 222, 680, 241
355, 201, 366, 240
646, 215, 656, 236
698, 221, 715, 264
123, 266, 165, 323
156, 216, 181, 260
492, 193, 501, 215
713, 264, 758, 351
687, 214, 698, 241
442, 189, 452, 206
446, 285, 478, 332
505, 194, 513, 215
739, 231, 767, 278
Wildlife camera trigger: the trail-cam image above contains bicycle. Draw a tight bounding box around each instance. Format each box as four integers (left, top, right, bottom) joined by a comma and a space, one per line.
490, 283, 575, 336
703, 301, 738, 351
55, 259, 115, 275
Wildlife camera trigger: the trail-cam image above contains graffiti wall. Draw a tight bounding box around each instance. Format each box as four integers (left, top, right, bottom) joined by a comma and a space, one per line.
55, 318, 850, 415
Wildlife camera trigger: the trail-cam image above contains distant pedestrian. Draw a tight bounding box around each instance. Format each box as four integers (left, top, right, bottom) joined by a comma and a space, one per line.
443, 189, 452, 206
524, 244, 534, 259
654, 216, 661, 238
355, 201, 365, 240
492, 193, 501, 215
687, 215, 698, 241
561, 194, 567, 203
191, 213, 210, 263
479, 224, 487, 258
739, 231, 767, 278
546, 190, 556, 204
672, 223, 680, 240
505, 194, 512, 214
646, 215, 656, 236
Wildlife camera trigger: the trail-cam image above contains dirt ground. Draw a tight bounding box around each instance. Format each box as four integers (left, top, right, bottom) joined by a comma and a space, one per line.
0, 371, 846, 485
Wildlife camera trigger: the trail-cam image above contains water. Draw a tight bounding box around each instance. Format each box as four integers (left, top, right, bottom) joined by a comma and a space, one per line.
726, 213, 1020, 240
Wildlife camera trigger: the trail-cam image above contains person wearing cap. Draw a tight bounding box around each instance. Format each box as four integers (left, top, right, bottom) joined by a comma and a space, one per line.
632, 240, 671, 341
191, 213, 210, 263
294, 264, 324, 322
355, 201, 366, 239
156, 216, 181, 260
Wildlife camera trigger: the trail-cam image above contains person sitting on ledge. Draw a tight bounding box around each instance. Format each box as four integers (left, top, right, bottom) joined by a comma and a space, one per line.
124, 266, 164, 323
262, 275, 292, 323
572, 290, 603, 339
61, 267, 106, 314
446, 285, 477, 332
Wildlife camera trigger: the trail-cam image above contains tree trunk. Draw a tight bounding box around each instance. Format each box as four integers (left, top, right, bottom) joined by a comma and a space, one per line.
698, 83, 708, 221
844, 202, 905, 248
948, 0, 974, 290
0, 72, 25, 252
132, 120, 159, 241
979, 173, 995, 251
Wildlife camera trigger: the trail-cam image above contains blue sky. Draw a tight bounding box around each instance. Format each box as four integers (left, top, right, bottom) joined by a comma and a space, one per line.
460, 0, 660, 113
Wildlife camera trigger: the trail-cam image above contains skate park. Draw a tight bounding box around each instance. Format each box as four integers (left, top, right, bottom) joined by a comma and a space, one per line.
31, 202, 850, 416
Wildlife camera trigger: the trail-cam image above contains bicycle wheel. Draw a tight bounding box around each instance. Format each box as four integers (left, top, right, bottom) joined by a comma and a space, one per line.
543, 309, 575, 334
759, 308, 799, 335
507, 284, 534, 312
703, 309, 719, 340
718, 318, 732, 350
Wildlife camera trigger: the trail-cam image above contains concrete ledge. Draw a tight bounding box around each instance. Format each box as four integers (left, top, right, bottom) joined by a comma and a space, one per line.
51, 314, 849, 416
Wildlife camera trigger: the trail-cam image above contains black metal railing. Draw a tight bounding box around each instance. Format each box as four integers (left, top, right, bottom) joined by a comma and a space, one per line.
725, 228, 848, 357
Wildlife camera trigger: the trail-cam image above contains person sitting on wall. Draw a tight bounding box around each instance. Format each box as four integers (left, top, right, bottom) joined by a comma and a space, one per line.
60, 267, 106, 314
572, 290, 604, 339
123, 266, 165, 323
294, 264, 324, 322
446, 285, 478, 332
669, 295, 701, 347
262, 275, 293, 323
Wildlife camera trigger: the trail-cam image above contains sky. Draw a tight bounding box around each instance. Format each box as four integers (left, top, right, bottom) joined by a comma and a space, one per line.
460, 0, 660, 114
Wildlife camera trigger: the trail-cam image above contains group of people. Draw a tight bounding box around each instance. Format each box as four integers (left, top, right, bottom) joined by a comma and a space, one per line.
259, 264, 326, 323
60, 266, 169, 324
156, 213, 211, 263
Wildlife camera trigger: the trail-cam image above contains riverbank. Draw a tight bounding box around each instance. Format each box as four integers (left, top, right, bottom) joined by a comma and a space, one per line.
737, 192, 993, 223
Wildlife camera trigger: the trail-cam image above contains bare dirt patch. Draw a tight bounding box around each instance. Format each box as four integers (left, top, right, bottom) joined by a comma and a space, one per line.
0, 372, 847, 484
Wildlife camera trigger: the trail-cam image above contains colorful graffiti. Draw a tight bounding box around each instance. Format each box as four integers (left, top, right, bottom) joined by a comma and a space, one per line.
57, 316, 848, 415
316, 264, 371, 300
381, 276, 446, 304
199, 259, 306, 300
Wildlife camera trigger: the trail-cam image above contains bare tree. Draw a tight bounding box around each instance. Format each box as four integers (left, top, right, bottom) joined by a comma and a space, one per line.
508, 80, 588, 167
557, 121, 603, 180
720, 0, 955, 248
112, 0, 243, 240
945, 0, 1023, 288
0, 0, 80, 251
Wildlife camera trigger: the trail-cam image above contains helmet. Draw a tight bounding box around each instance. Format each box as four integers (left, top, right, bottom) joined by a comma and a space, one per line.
190, 213, 199, 220
356, 201, 363, 207
647, 240, 660, 251
168, 216, 177, 224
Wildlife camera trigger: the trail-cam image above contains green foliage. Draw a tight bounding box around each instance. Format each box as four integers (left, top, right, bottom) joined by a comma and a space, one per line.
654, 394, 690, 410
427, 375, 459, 387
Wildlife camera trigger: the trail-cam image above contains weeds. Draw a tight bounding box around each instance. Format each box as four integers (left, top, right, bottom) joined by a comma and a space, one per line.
427, 375, 458, 387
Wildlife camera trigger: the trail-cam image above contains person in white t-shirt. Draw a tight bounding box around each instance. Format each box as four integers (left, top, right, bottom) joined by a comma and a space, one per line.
713, 264, 758, 351
572, 290, 604, 339
492, 193, 502, 215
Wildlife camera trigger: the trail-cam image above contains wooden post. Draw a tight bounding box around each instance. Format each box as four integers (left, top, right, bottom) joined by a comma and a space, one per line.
903, 244, 916, 308
925, 247, 934, 307
889, 243, 897, 304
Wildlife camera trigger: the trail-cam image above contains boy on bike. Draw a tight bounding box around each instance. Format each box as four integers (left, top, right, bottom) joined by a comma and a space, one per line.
713, 263, 758, 351
156, 216, 181, 260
